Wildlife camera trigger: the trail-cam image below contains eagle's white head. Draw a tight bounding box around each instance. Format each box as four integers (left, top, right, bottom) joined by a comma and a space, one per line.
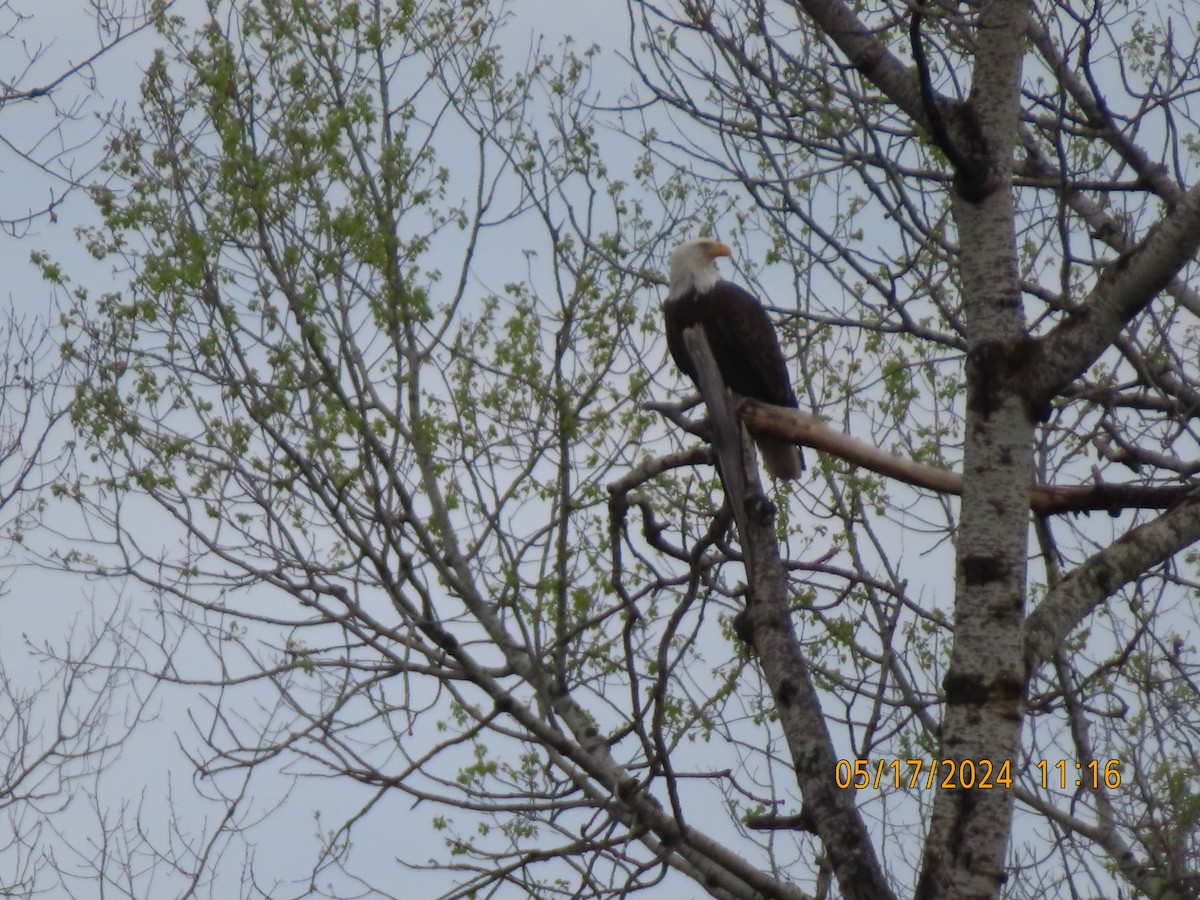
668, 237, 732, 299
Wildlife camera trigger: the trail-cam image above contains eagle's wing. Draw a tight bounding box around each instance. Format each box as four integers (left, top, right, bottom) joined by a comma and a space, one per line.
701, 280, 798, 410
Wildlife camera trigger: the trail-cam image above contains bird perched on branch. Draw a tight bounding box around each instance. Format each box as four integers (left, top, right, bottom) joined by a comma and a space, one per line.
663, 237, 805, 480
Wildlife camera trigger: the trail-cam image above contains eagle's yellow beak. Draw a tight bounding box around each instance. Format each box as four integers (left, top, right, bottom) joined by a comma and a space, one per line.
703, 240, 733, 260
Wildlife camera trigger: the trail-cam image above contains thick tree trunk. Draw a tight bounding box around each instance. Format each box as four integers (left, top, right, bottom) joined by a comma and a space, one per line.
915, 1, 1031, 897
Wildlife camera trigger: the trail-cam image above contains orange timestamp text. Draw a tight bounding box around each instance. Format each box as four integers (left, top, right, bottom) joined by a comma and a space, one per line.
1035, 759, 1122, 790
835, 758, 1014, 790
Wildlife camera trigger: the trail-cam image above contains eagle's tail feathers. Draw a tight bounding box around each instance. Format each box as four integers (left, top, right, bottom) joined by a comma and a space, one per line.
757, 437, 805, 481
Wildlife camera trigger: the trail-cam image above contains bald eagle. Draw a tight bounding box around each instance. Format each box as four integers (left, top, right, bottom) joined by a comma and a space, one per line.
664, 238, 805, 480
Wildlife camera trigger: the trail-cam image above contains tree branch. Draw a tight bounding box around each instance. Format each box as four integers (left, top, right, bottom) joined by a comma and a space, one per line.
679, 327, 894, 900
681, 327, 755, 562
910, 1, 994, 200
789, 0, 927, 127
1024, 491, 1200, 674
1029, 182, 1200, 407
740, 400, 1194, 514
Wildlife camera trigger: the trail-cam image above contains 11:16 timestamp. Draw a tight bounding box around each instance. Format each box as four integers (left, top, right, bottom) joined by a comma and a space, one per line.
1036, 759, 1122, 790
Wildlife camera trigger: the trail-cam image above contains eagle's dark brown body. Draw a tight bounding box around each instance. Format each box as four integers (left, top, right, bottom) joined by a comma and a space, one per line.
663, 280, 800, 410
